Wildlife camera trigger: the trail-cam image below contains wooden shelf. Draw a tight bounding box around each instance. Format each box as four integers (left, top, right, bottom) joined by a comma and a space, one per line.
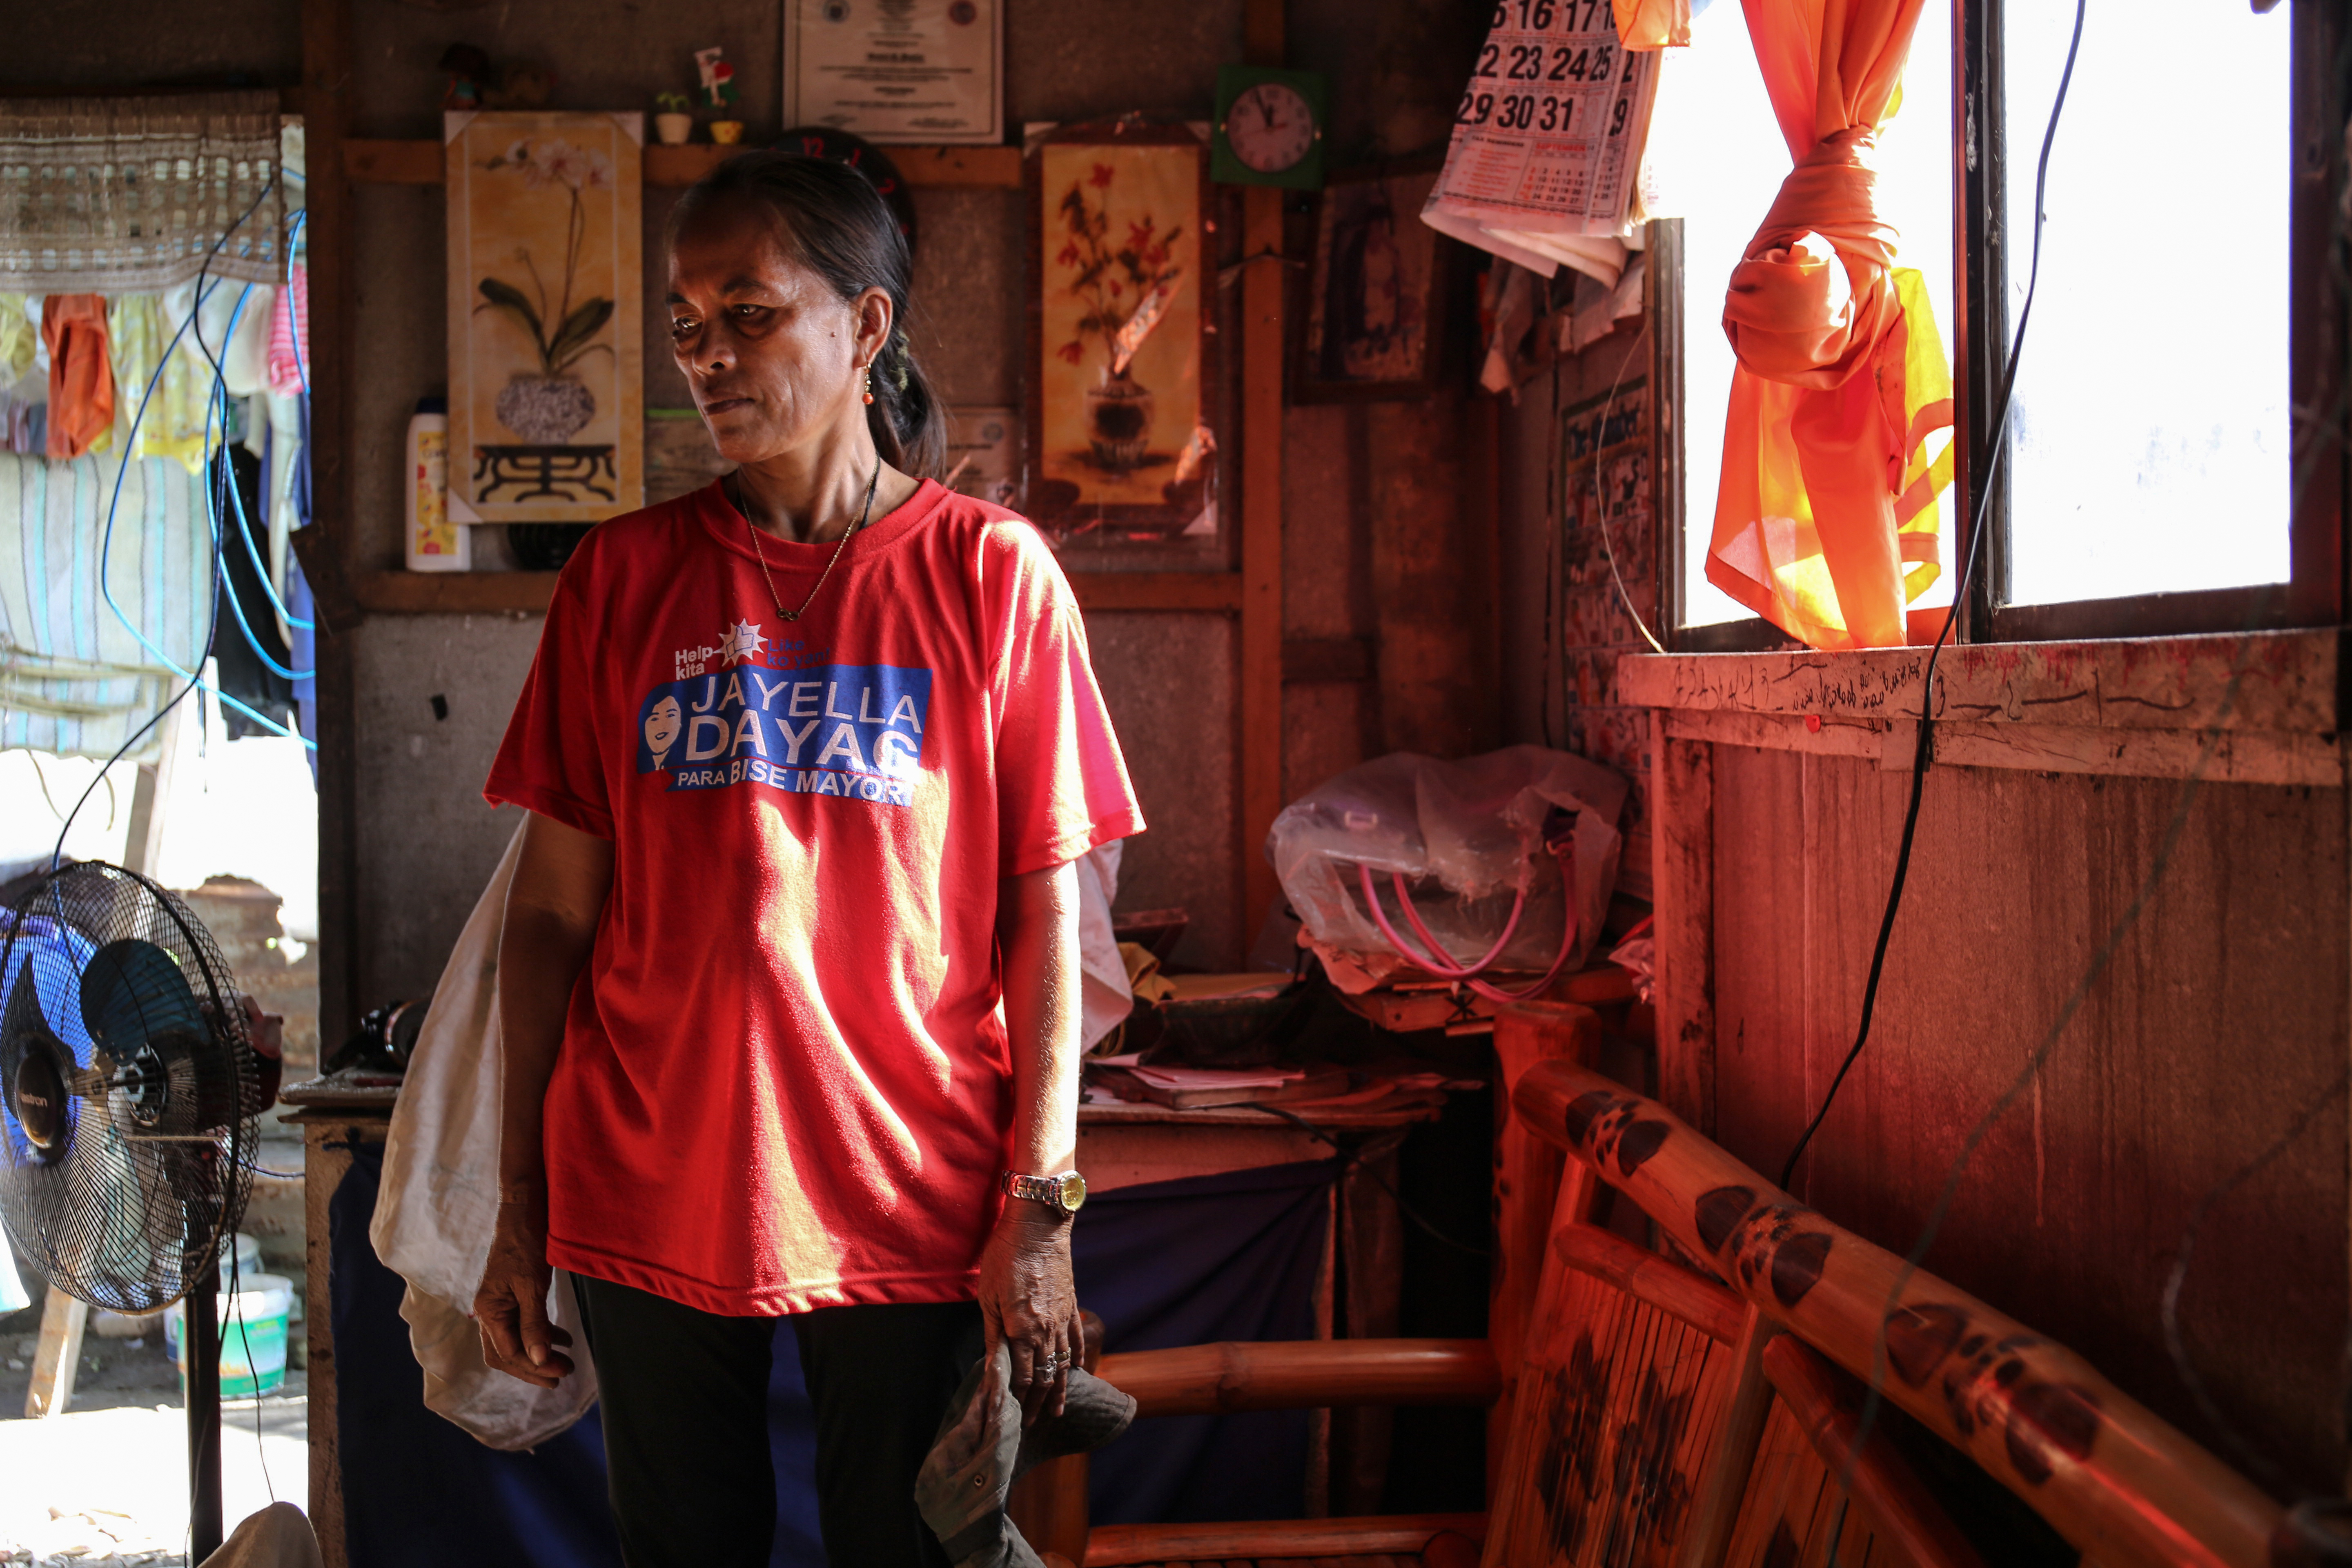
355, 570, 556, 614
355, 566, 1240, 615
345, 139, 1022, 189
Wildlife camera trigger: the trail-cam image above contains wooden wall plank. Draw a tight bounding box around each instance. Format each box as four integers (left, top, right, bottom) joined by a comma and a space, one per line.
1238, 180, 1285, 943
1619, 630, 2340, 735
1653, 713, 1717, 1134
345, 138, 1023, 189
1663, 706, 2346, 788
1713, 746, 2351, 1495
303, 0, 363, 1058
351, 567, 1245, 615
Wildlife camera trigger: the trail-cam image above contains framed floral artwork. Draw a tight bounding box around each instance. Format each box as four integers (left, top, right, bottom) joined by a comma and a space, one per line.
1295, 163, 1447, 403
445, 111, 644, 526
1024, 123, 1216, 544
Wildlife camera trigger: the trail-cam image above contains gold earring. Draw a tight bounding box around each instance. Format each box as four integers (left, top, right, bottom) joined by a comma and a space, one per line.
861, 364, 875, 406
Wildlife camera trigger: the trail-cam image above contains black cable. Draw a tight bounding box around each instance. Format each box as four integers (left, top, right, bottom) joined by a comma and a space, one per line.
1240, 1100, 1491, 1259
1777, 0, 2088, 1195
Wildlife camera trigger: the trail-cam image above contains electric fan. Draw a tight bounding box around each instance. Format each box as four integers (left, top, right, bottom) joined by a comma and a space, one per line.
0, 861, 272, 1560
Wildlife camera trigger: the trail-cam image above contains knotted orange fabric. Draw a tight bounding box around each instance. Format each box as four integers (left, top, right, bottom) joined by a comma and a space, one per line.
41, 294, 115, 461
1706, 0, 1953, 650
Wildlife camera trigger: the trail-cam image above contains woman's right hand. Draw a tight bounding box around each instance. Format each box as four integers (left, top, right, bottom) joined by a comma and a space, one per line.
473, 1193, 575, 1388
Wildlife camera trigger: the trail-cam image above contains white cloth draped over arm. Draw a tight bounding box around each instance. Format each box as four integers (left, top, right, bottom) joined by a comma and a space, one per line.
368, 819, 599, 1449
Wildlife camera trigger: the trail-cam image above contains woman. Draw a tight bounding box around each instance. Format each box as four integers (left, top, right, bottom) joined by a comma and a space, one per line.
474, 151, 1143, 1568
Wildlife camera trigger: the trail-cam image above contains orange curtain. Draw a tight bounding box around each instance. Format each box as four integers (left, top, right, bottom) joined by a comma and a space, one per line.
42, 295, 116, 461
1705, 0, 1954, 650
1615, 0, 1693, 48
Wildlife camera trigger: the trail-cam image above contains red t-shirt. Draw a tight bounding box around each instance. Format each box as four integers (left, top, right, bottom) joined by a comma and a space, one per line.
484, 478, 1143, 1316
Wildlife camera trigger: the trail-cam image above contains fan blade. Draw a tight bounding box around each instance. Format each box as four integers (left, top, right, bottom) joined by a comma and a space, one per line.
80, 939, 203, 1050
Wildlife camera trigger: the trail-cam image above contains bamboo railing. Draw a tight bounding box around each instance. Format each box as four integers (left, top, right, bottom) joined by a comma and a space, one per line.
1095, 1336, 1499, 1418
1514, 1058, 2284, 1568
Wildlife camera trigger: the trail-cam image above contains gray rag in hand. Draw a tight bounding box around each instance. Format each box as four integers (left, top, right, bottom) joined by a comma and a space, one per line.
914, 1344, 1136, 1568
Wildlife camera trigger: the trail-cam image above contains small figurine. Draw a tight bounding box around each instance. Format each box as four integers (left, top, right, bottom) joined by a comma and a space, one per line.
695, 47, 738, 111
697, 48, 743, 143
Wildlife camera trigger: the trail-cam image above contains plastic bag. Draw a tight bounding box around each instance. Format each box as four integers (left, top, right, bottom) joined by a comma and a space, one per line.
1268, 746, 1629, 993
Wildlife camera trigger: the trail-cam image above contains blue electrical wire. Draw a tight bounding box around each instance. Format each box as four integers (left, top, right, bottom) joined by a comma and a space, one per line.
89, 174, 317, 751
96, 283, 315, 718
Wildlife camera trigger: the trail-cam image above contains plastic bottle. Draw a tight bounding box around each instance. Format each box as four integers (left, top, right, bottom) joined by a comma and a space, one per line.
405, 395, 468, 571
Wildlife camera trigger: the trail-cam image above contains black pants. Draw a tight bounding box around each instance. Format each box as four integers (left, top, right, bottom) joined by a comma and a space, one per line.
574, 1275, 985, 1568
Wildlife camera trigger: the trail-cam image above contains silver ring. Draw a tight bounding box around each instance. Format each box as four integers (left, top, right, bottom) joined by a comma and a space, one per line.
1040, 1352, 1062, 1374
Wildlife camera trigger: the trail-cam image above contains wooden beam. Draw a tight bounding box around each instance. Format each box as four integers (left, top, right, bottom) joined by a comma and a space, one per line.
1677, 1305, 1778, 1568
345, 138, 1023, 189
1488, 1001, 1599, 1494
1617, 629, 2340, 736
1083, 1512, 1486, 1566
352, 567, 1243, 616
1238, 181, 1286, 952
1552, 1221, 1745, 1348
1660, 706, 2346, 788
1515, 1059, 2284, 1568
1093, 1338, 1499, 1417
1651, 713, 1716, 1133
22, 1287, 85, 1419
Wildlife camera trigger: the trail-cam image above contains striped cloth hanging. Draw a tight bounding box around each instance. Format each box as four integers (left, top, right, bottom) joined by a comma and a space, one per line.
0, 450, 209, 760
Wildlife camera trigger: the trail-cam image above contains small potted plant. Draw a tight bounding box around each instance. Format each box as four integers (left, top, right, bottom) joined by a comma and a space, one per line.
696, 47, 744, 144
653, 92, 693, 146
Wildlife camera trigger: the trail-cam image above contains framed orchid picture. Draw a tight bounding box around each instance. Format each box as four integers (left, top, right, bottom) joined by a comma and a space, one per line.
1025, 123, 1217, 546
445, 111, 644, 526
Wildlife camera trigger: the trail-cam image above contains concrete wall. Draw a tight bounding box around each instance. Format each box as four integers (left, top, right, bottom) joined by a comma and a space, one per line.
1495, 265, 2352, 1495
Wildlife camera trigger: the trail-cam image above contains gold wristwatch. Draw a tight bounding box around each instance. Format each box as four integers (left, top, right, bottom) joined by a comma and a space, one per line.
1001, 1169, 1088, 1216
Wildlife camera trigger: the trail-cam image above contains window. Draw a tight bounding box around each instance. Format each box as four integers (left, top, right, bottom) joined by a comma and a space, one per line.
1971, 0, 2319, 638
1662, 0, 2335, 648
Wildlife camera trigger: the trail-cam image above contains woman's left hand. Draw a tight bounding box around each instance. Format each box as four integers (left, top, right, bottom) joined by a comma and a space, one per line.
976, 1202, 1083, 1424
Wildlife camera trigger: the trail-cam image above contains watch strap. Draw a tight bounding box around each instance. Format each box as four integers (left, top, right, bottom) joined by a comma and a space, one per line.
1001, 1169, 1080, 1212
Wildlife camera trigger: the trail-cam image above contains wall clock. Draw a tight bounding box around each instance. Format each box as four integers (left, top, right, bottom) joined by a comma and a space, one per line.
1211, 65, 1327, 191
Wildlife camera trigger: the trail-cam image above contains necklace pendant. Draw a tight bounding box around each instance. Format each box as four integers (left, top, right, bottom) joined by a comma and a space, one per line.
781, 611, 798, 622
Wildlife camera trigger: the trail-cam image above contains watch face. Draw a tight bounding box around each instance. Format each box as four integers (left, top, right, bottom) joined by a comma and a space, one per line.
1225, 82, 1317, 174
1056, 1171, 1088, 1212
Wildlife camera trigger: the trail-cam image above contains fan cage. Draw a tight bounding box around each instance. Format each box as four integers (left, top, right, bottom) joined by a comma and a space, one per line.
0, 862, 261, 1313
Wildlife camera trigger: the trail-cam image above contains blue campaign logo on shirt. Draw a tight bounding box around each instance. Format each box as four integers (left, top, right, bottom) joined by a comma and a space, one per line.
637, 663, 933, 807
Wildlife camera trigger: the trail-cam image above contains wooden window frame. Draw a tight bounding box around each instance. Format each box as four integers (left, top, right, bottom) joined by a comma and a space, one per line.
1663, 0, 2346, 650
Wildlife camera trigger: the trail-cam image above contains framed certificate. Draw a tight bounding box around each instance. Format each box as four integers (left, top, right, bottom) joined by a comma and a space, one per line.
783, 0, 1002, 146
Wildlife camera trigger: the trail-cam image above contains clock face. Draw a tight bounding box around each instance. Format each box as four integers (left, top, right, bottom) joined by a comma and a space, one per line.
1225, 82, 1317, 174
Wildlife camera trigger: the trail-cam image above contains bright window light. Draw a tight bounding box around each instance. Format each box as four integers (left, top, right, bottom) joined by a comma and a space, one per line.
2000, 0, 2290, 608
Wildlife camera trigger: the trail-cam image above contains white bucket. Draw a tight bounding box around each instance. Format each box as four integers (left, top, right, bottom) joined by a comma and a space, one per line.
165, 1271, 294, 1398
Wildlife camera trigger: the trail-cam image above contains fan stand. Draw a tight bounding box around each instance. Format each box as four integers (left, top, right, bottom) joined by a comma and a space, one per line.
187, 1281, 225, 1561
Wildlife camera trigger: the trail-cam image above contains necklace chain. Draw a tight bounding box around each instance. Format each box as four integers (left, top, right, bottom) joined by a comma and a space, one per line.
742, 459, 881, 624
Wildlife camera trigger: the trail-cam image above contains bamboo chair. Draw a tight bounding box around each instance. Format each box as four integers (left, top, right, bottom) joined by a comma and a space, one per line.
1025, 1051, 2291, 1568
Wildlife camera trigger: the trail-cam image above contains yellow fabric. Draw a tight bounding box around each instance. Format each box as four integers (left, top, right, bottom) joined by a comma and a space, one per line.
1119, 941, 1176, 1007
1705, 0, 1953, 650
0, 296, 33, 386
101, 295, 211, 473
1614, 0, 1693, 48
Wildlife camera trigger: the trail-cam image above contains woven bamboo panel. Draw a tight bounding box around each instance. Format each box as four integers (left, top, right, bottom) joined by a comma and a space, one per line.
1722, 1400, 1909, 1568
1483, 1261, 1741, 1566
